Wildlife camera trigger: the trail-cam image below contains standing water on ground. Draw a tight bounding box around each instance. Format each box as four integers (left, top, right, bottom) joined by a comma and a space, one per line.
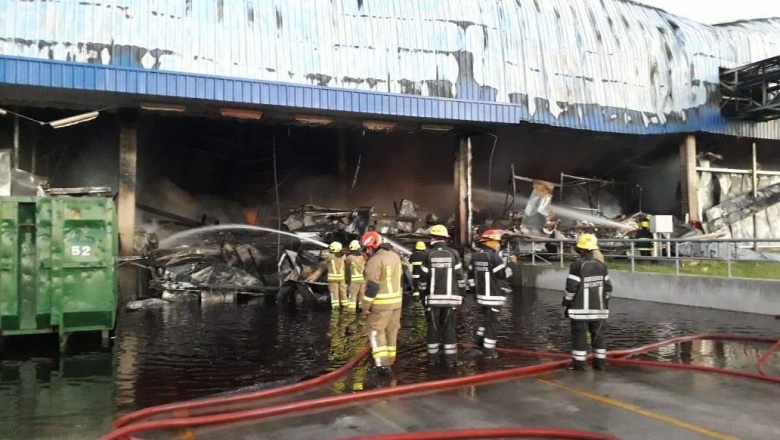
0, 289, 777, 439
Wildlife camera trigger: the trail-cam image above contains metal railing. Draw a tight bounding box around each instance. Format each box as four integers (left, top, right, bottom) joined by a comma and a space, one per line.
509, 237, 780, 279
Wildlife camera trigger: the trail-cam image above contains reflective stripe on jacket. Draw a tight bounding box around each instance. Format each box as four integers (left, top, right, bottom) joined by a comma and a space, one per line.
565, 254, 613, 320
468, 246, 511, 307
363, 248, 403, 310
345, 254, 365, 282
326, 255, 346, 282
420, 242, 465, 307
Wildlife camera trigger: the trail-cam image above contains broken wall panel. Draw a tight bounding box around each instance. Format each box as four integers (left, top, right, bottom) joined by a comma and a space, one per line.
1, 1, 779, 137
705, 179, 780, 238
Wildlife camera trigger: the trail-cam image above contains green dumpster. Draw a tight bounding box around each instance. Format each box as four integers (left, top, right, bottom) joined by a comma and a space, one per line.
0, 196, 118, 349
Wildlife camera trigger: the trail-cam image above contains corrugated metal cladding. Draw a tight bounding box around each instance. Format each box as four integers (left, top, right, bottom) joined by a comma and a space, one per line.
0, 0, 778, 138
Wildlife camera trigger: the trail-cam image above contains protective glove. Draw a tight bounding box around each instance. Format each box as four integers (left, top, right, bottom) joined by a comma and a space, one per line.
561, 298, 573, 319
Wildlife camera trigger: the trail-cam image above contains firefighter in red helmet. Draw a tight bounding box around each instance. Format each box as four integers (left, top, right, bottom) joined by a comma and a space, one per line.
360, 231, 403, 376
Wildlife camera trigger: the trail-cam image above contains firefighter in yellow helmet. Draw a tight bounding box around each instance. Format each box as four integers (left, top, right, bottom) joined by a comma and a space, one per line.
635, 218, 654, 258
409, 241, 427, 302
419, 224, 466, 366
345, 240, 366, 312
563, 234, 613, 371
468, 229, 512, 358
325, 241, 347, 310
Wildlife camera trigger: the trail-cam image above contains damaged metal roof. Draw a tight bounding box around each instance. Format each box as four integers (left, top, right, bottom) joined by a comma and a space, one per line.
0, 0, 779, 138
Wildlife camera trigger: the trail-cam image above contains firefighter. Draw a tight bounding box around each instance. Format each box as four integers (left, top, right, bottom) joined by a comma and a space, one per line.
360, 231, 403, 376
635, 219, 654, 258
345, 240, 366, 312
419, 224, 466, 367
562, 233, 613, 371
468, 229, 512, 358
409, 241, 427, 302
326, 241, 347, 310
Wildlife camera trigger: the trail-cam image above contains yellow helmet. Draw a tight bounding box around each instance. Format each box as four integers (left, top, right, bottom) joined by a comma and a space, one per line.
348, 240, 361, 251
430, 224, 449, 238
641, 220, 650, 228
329, 241, 343, 253
415, 241, 426, 251
576, 234, 599, 251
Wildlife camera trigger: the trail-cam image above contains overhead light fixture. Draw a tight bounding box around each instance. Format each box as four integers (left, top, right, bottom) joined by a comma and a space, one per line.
48, 111, 100, 129
220, 108, 263, 120
294, 114, 332, 125
140, 103, 185, 112
0, 108, 7, 116
421, 124, 454, 132
362, 120, 396, 131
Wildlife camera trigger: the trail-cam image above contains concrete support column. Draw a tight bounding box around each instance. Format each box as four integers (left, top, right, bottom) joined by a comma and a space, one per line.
118, 117, 137, 256
12, 114, 19, 170
680, 134, 699, 222
455, 136, 472, 247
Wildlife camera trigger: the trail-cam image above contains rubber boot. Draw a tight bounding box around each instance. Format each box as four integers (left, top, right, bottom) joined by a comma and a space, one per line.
380, 366, 393, 376
482, 348, 499, 359
566, 360, 588, 371
444, 354, 457, 367
593, 358, 607, 371
368, 366, 384, 377
428, 353, 440, 366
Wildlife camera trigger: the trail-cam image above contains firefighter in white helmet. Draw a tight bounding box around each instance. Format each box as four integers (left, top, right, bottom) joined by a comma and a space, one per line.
325, 241, 347, 310
345, 240, 366, 312
562, 233, 613, 371
468, 229, 512, 358
419, 224, 465, 367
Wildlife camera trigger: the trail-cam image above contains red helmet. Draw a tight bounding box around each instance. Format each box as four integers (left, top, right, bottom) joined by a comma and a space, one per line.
479, 229, 503, 242
360, 231, 383, 250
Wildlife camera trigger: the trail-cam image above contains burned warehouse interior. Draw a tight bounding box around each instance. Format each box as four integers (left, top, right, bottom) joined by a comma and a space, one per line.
2, 102, 780, 300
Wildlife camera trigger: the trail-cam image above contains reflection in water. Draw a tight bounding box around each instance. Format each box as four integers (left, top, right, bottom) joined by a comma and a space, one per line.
0, 288, 778, 438
0, 346, 114, 440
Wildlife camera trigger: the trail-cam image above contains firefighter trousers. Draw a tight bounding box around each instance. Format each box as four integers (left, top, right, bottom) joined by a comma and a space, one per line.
367, 307, 402, 367
328, 282, 348, 308
426, 307, 458, 361
347, 282, 366, 311
475, 306, 500, 350
570, 319, 606, 364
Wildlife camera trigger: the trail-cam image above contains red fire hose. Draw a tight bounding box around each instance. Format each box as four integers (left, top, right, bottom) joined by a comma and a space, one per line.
105, 334, 779, 440
336, 427, 621, 440
100, 360, 570, 440
112, 347, 370, 429
757, 339, 780, 376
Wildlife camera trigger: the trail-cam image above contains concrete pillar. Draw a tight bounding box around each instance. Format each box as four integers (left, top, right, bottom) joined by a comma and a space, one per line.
455, 137, 472, 246
680, 135, 699, 222
118, 118, 137, 256
12, 114, 19, 170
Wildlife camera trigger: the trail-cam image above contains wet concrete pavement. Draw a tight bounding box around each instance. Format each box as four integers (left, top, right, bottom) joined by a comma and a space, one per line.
0, 288, 778, 439
201, 366, 780, 440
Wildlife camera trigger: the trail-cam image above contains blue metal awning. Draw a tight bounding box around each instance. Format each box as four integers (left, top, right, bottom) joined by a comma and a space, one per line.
2, 55, 779, 140
0, 56, 523, 125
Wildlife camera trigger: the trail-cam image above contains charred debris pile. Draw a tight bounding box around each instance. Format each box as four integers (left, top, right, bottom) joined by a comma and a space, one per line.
135, 171, 736, 306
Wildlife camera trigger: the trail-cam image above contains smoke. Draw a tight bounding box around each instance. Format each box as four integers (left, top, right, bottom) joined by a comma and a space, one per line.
560, 186, 624, 218
136, 178, 251, 235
